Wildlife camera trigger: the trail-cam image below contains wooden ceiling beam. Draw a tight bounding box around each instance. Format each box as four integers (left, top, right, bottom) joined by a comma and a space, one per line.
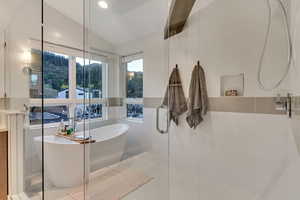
164, 0, 196, 39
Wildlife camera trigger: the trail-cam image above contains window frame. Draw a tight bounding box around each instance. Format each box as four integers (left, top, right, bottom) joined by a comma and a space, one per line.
29, 44, 108, 126
123, 57, 144, 121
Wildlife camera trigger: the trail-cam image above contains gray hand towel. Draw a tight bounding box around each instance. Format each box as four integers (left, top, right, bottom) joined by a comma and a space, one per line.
186, 62, 208, 129
162, 66, 187, 125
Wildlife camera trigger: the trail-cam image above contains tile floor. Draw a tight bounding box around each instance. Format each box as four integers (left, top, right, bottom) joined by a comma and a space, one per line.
31, 152, 169, 200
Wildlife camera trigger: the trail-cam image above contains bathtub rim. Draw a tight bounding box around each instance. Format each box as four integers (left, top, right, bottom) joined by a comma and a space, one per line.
34, 123, 129, 145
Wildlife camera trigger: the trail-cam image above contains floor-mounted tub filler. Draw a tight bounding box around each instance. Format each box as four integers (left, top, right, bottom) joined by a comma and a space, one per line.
34, 123, 129, 188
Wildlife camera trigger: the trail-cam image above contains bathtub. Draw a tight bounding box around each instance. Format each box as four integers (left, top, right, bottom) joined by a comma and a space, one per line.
34, 123, 129, 188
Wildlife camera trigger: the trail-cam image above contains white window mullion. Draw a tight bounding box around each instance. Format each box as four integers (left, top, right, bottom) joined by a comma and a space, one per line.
102, 63, 108, 99
102, 63, 108, 120
69, 56, 76, 118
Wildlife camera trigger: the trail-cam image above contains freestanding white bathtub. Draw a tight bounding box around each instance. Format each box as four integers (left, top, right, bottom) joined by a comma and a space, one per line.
34, 123, 129, 188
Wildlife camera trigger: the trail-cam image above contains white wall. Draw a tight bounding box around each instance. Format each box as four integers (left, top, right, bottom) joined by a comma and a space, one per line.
168, 112, 300, 200
117, 32, 169, 98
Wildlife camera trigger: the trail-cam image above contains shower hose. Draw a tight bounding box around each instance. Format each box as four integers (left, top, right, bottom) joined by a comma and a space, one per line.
257, 0, 293, 91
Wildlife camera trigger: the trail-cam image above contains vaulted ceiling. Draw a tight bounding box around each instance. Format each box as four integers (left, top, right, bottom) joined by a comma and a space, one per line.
45, 0, 216, 45
0, 0, 25, 30
45, 0, 170, 45
0, 0, 216, 44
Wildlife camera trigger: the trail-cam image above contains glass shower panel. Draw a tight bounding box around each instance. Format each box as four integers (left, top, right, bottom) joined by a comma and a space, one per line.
167, 0, 297, 200
290, 0, 300, 191
42, 0, 86, 199
84, 0, 170, 199
0, 0, 43, 199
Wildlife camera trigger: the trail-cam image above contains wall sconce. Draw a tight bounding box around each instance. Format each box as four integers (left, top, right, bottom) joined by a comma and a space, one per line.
22, 49, 32, 74
128, 72, 135, 80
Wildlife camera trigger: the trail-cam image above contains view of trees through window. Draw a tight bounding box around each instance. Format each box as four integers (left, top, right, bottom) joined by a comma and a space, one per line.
44, 52, 69, 98
30, 50, 70, 98
127, 59, 143, 98
30, 51, 103, 99
126, 59, 143, 119
29, 50, 104, 124
76, 58, 103, 98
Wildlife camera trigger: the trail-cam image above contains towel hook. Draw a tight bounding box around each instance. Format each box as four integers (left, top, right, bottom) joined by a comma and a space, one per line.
175, 64, 178, 69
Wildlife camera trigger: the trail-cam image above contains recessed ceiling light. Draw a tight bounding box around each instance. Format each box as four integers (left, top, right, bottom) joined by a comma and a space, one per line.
98, 1, 108, 9
54, 32, 62, 38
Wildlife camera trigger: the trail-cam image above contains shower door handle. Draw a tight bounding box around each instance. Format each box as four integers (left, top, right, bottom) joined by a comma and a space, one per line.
156, 105, 169, 134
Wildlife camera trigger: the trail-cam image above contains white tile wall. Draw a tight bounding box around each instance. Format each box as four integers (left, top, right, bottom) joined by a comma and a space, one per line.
169, 112, 300, 200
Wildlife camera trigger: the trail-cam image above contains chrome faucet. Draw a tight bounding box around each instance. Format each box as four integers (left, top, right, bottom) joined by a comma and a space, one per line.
274, 93, 293, 118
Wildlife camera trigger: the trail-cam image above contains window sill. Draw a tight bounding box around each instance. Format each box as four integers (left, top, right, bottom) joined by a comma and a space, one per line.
28, 123, 60, 130
125, 118, 144, 124
28, 117, 105, 129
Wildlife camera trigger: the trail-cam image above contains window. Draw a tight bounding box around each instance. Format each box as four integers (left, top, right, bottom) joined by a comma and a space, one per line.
44, 52, 69, 98
29, 49, 107, 125
30, 74, 38, 87
29, 106, 68, 125
125, 59, 143, 120
127, 104, 143, 119
29, 49, 42, 98
30, 50, 69, 99
75, 104, 103, 119
76, 58, 103, 99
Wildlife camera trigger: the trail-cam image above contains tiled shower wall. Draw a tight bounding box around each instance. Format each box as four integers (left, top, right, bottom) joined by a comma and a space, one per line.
143, 97, 286, 115
168, 111, 298, 200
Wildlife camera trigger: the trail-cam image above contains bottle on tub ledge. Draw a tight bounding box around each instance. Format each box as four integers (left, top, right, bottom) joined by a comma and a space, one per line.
57, 119, 74, 135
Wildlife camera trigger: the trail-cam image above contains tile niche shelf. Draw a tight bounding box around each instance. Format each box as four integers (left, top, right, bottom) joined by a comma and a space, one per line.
220, 73, 245, 97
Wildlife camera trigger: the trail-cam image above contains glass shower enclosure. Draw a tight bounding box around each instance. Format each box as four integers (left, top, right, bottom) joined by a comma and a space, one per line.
41, 0, 170, 199
0, 0, 170, 199
2, 0, 300, 200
